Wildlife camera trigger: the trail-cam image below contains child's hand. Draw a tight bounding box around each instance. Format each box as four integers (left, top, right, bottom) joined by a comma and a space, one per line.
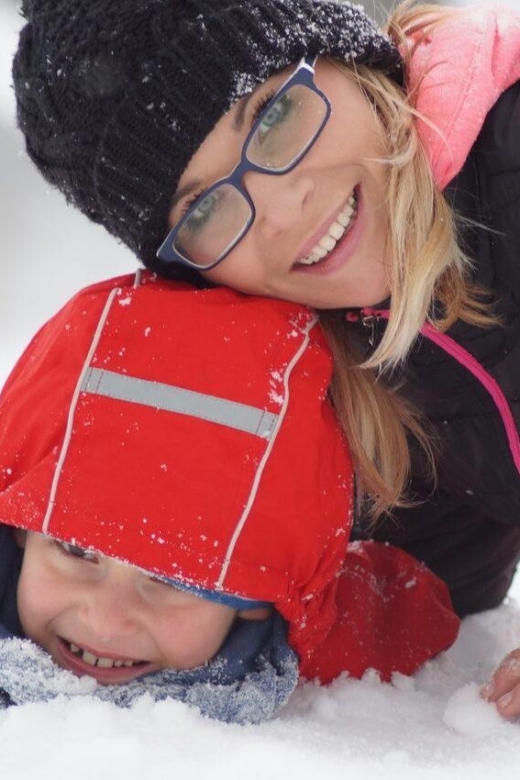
480, 649, 520, 719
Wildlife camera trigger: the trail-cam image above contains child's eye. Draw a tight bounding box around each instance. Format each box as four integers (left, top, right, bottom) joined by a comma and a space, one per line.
148, 574, 171, 586
55, 540, 98, 562
147, 576, 187, 596
147, 575, 200, 601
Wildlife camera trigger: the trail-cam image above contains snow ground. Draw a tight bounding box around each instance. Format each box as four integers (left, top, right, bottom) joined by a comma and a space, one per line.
2, 2, 520, 777
1, 604, 520, 780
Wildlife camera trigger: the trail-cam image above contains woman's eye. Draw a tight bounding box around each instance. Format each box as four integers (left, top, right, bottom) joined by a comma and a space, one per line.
184, 191, 221, 234
56, 540, 98, 561
256, 93, 293, 136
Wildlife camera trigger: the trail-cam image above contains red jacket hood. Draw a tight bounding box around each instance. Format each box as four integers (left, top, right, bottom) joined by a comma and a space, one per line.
0, 271, 353, 664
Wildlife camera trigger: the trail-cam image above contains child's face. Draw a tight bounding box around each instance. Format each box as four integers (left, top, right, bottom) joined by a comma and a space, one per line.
16, 532, 242, 685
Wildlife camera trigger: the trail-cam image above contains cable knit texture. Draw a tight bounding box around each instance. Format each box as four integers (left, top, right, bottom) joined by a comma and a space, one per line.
12, 0, 402, 270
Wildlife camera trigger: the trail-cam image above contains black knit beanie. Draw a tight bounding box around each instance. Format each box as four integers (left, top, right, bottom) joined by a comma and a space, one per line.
13, 0, 403, 277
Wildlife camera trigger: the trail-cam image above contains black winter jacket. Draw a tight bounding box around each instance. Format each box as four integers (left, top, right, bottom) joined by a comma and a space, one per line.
352, 81, 520, 616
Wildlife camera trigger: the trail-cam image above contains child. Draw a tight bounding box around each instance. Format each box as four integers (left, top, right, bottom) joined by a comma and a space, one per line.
0, 271, 458, 722
11, 0, 520, 715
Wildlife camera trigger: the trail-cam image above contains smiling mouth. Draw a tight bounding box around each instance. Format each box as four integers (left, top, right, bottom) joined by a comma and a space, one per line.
63, 638, 147, 670
297, 191, 358, 267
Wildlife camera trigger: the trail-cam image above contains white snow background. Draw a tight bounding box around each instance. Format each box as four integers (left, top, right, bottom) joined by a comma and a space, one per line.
2, 1, 520, 777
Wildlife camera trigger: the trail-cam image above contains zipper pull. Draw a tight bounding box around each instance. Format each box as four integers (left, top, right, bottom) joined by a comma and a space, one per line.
361, 314, 377, 347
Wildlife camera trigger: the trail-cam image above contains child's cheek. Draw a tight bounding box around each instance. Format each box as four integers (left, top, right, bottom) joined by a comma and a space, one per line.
16, 556, 63, 647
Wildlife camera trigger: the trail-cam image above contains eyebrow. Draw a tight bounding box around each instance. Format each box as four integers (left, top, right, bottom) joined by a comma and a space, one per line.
233, 90, 255, 132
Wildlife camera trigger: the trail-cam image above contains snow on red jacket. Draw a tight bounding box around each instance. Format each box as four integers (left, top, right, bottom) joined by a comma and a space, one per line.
0, 271, 459, 681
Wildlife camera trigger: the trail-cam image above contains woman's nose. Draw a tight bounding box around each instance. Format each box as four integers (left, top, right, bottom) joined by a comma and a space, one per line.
243, 167, 313, 238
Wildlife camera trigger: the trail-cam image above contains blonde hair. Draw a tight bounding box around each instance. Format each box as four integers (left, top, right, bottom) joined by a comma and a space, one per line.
320, 3, 493, 521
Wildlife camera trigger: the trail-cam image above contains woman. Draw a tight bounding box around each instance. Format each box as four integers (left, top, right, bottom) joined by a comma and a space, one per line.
13, 0, 520, 716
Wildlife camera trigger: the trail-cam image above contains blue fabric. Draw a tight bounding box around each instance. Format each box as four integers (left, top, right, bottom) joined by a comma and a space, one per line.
0, 526, 23, 638
0, 613, 299, 724
160, 577, 271, 610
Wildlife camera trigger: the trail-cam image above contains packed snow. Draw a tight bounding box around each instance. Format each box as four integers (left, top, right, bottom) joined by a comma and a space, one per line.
2, 1, 520, 777
1, 606, 520, 779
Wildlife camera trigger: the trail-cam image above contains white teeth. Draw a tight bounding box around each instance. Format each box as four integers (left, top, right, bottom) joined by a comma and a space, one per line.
329, 222, 345, 240
318, 234, 337, 252
67, 641, 141, 669
337, 206, 353, 227
96, 657, 116, 669
82, 650, 98, 666
310, 246, 329, 261
299, 193, 358, 267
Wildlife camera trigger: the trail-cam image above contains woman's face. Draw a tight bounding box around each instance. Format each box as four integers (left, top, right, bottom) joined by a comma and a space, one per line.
167, 58, 391, 309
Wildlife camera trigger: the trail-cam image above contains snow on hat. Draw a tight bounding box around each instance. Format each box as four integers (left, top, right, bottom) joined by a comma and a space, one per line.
0, 272, 353, 639
12, 0, 402, 273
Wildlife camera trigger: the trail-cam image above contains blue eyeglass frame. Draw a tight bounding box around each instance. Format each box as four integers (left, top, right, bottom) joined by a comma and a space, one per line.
156, 54, 332, 271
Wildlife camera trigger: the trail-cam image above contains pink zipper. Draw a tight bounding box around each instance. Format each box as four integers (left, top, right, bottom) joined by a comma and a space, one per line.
358, 307, 520, 475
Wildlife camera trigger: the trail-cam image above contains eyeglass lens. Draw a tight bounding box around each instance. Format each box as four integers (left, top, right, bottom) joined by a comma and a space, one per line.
176, 183, 252, 268
175, 83, 328, 268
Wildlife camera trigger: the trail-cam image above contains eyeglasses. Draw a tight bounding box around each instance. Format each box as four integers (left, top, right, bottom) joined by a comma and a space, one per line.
156, 55, 332, 271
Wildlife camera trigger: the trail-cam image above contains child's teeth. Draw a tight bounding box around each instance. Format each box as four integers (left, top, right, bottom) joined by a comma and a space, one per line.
97, 657, 116, 669
82, 651, 98, 666
68, 641, 140, 668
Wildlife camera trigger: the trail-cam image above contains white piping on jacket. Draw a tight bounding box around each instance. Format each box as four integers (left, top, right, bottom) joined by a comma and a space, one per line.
41, 287, 121, 533
216, 314, 320, 590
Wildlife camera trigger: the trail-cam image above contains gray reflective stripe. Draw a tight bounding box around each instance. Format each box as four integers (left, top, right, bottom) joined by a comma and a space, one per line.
80, 367, 279, 439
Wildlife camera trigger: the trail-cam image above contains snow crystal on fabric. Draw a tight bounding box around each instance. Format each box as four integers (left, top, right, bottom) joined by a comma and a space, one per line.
0, 614, 298, 725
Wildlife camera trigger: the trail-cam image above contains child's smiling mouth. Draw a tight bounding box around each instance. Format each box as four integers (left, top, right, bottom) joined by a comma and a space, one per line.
56, 636, 156, 684
67, 639, 145, 668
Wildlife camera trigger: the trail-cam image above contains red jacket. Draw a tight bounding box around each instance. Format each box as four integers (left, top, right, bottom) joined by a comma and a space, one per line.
0, 271, 459, 682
